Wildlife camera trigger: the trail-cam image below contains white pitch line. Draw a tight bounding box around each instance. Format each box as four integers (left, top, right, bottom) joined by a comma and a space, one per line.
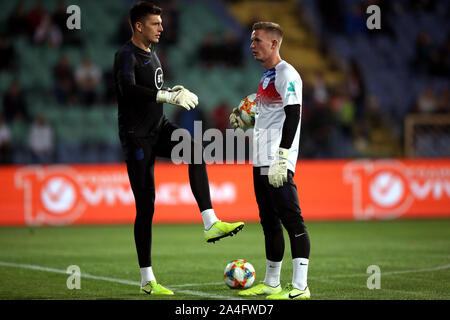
0, 261, 241, 300
169, 264, 450, 287
309, 264, 450, 280
169, 281, 224, 288
1, 261, 449, 297
0, 261, 141, 286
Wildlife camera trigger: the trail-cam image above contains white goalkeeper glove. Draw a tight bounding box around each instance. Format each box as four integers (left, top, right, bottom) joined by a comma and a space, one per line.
229, 108, 246, 129
170, 85, 185, 92
268, 147, 289, 188
156, 85, 198, 110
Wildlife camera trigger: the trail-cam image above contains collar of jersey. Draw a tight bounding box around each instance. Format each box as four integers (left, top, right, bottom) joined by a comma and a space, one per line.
263, 68, 276, 78
129, 40, 153, 55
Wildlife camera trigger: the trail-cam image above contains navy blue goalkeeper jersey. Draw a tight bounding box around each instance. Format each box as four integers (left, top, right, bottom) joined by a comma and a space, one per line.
114, 40, 164, 137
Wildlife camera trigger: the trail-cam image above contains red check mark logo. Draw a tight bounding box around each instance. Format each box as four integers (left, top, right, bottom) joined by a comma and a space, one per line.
370, 172, 404, 207
41, 177, 76, 213
375, 174, 396, 196
43, 182, 68, 203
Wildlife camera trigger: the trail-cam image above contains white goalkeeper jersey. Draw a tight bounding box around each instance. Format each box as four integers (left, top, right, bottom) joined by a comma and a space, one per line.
253, 60, 302, 172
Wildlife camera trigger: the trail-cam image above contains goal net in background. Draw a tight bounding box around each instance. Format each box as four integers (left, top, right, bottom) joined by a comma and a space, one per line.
404, 114, 450, 158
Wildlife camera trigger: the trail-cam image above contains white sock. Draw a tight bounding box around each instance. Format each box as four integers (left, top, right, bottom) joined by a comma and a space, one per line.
201, 209, 219, 230
292, 258, 309, 290
263, 259, 282, 287
140, 267, 156, 286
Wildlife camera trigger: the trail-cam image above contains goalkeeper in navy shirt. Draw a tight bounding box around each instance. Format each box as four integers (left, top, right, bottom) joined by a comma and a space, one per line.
113, 1, 244, 296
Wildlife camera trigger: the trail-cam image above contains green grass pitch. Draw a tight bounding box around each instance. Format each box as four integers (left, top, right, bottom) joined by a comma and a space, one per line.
0, 219, 449, 300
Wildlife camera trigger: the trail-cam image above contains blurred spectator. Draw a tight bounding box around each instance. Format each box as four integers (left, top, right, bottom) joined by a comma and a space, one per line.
441, 34, 450, 74
414, 86, 437, 114
198, 33, 218, 68
0, 116, 12, 164
428, 48, 443, 77
353, 95, 401, 157
75, 56, 102, 106
300, 81, 314, 122
156, 47, 171, 81
53, 54, 77, 105
344, 3, 367, 35
410, 0, 436, 12
317, 0, 345, 34
51, 0, 67, 34
436, 89, 450, 113
27, 0, 46, 34
345, 59, 366, 119
329, 84, 355, 138
218, 31, 243, 67
28, 114, 54, 164
103, 69, 117, 104
198, 32, 243, 68
3, 80, 29, 122
302, 103, 341, 158
7, 2, 32, 37
52, 0, 83, 47
211, 102, 232, 134
0, 34, 17, 71
34, 14, 63, 48
412, 31, 433, 74
412, 31, 450, 77
160, 0, 180, 46
311, 71, 329, 107
430, 34, 450, 77
113, 15, 132, 45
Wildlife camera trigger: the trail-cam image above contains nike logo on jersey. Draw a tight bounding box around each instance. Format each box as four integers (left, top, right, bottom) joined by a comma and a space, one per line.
144, 60, 151, 65
295, 233, 305, 237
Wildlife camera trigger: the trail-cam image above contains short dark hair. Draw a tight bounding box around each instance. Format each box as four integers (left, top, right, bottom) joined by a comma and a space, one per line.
129, 1, 162, 31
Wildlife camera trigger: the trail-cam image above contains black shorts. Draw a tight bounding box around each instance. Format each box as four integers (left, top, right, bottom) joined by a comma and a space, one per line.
120, 117, 184, 191
120, 117, 179, 160
253, 166, 303, 226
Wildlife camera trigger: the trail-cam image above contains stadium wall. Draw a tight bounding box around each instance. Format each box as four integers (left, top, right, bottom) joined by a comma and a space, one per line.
0, 159, 449, 226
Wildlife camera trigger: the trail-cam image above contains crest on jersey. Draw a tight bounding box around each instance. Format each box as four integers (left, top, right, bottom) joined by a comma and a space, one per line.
262, 77, 270, 90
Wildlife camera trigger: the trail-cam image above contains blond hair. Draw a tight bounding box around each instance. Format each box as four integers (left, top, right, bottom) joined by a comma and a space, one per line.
252, 21, 283, 47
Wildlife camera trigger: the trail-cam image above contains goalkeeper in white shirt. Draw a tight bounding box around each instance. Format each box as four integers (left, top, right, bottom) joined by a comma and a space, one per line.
230, 22, 311, 300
